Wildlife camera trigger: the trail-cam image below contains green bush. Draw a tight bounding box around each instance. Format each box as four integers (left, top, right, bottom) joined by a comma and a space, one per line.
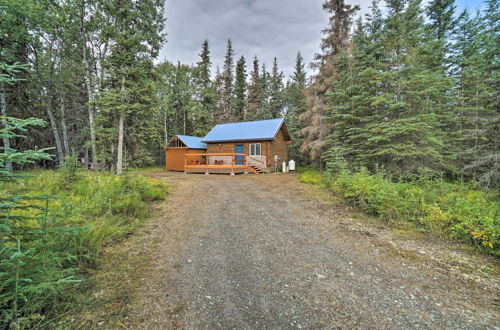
301, 169, 499, 254
298, 169, 323, 184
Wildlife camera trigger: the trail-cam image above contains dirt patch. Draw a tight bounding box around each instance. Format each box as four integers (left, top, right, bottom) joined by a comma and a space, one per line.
64, 171, 499, 329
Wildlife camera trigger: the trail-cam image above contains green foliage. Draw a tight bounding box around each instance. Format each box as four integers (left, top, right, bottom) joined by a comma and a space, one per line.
1, 170, 168, 327
233, 56, 247, 121
268, 57, 285, 119
324, 0, 454, 179
452, 3, 500, 188
300, 169, 499, 254
285, 52, 308, 164
58, 155, 83, 183
220, 39, 235, 122
1, 117, 168, 326
1, 117, 77, 327
298, 170, 323, 185
246, 57, 262, 121
300, 0, 498, 188
0, 117, 52, 179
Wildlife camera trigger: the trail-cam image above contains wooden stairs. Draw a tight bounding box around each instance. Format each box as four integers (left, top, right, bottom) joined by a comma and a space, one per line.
247, 156, 268, 174
248, 164, 266, 174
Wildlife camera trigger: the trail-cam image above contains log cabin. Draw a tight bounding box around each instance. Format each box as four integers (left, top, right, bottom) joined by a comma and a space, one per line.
165, 118, 292, 175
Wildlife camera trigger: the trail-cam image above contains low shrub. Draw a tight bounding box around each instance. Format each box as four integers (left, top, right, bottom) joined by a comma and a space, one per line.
298, 169, 323, 185
301, 169, 499, 254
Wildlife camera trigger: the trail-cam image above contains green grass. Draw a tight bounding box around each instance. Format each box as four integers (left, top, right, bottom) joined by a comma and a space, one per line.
5, 170, 168, 253
126, 165, 165, 172
299, 169, 500, 255
0, 169, 168, 327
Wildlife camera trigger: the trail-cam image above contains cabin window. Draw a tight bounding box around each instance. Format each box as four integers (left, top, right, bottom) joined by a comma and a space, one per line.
249, 143, 261, 156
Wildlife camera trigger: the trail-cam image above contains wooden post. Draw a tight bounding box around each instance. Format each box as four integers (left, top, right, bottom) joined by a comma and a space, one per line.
231, 154, 235, 176
205, 154, 209, 175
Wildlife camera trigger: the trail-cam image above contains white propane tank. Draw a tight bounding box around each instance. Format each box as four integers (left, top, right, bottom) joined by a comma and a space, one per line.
288, 159, 296, 171
282, 161, 286, 173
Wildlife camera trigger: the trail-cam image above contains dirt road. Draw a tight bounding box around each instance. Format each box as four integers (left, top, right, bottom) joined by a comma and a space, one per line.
98, 171, 498, 329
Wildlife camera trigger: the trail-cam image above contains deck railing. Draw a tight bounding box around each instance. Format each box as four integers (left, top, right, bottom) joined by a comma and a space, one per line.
184, 153, 267, 174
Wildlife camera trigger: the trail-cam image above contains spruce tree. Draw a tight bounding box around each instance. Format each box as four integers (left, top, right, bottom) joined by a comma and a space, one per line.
268, 57, 285, 118
233, 56, 247, 121
258, 63, 271, 119
300, 0, 359, 164
360, 0, 452, 177
426, 0, 456, 69
285, 52, 307, 163
221, 39, 234, 122
246, 56, 262, 121
454, 2, 500, 187
194, 40, 215, 134
213, 66, 225, 123
427, 0, 456, 41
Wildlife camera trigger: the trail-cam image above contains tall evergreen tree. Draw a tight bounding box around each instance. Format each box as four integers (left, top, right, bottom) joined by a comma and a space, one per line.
258, 63, 271, 119
268, 57, 285, 118
221, 39, 234, 122
300, 0, 359, 164
233, 55, 247, 121
197, 40, 211, 87
285, 52, 307, 163
359, 0, 452, 176
426, 0, 456, 69
213, 66, 225, 123
94, 0, 165, 173
427, 0, 456, 41
246, 56, 262, 121
194, 39, 215, 135
453, 1, 500, 187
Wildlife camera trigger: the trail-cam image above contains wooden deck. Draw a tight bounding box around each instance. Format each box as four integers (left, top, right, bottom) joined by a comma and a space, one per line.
184, 153, 267, 175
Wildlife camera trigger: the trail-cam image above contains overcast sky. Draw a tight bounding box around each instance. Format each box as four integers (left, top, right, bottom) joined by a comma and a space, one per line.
159, 0, 484, 79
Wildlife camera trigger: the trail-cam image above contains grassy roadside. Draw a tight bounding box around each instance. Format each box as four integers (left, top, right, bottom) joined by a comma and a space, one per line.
298, 169, 499, 256
0, 169, 168, 328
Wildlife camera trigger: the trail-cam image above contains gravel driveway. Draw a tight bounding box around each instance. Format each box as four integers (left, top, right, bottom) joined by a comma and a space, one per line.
128, 171, 498, 329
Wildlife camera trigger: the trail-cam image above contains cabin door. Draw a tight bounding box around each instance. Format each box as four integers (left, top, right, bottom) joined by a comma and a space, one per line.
234, 144, 244, 165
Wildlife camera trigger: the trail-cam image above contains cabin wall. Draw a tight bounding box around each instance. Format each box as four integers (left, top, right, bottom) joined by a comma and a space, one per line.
206, 142, 269, 162
205, 127, 289, 172
268, 128, 288, 170
165, 148, 205, 171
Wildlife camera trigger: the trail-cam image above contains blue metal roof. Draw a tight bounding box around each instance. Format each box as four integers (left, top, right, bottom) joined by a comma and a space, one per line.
202, 118, 285, 143
176, 135, 207, 149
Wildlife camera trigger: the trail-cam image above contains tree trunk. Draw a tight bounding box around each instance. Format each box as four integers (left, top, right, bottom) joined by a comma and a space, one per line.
116, 75, 126, 175
183, 107, 186, 135
81, 0, 97, 169
116, 111, 125, 174
43, 93, 65, 165
110, 142, 115, 172
0, 82, 13, 171
164, 111, 168, 146
59, 86, 70, 156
